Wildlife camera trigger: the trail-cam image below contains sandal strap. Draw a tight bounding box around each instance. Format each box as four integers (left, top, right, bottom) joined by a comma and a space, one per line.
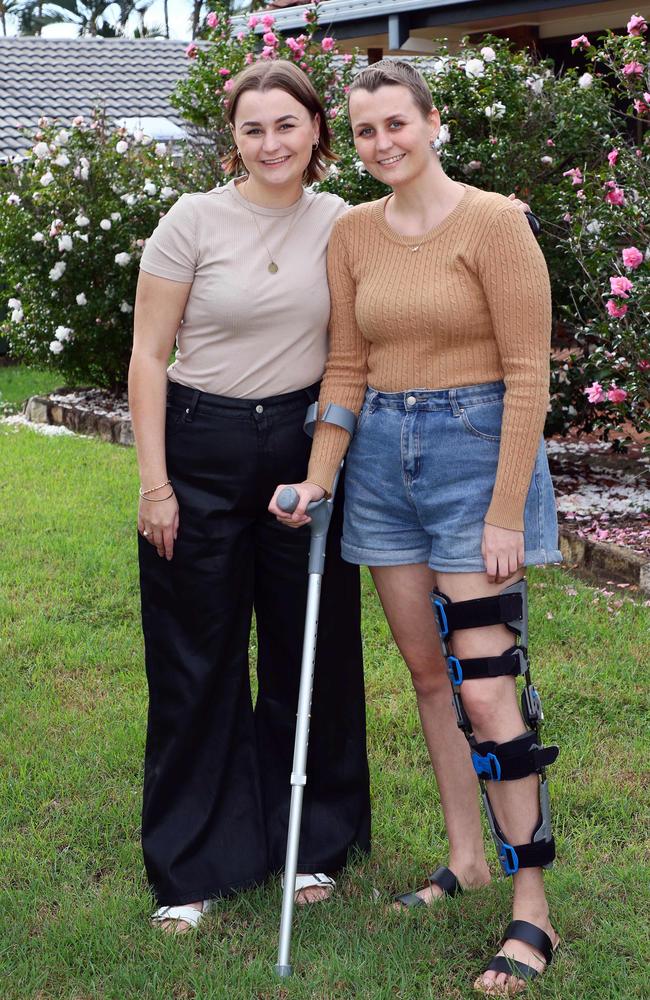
281, 872, 336, 892
485, 956, 540, 981
394, 891, 426, 908
151, 902, 209, 928
427, 865, 462, 897
501, 919, 554, 966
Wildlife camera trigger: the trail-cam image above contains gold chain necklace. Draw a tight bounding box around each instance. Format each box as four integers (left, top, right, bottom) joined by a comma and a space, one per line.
239, 180, 303, 274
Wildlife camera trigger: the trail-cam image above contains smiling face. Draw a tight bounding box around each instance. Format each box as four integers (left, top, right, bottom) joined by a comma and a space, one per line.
349, 85, 439, 188
232, 88, 320, 195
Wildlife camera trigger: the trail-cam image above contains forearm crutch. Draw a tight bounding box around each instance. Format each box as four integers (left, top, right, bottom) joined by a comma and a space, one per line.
274, 401, 356, 978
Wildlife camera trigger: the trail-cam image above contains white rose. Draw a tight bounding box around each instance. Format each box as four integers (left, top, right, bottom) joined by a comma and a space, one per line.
133, 128, 144, 143
540, 155, 553, 164
143, 181, 157, 196
58, 234, 73, 252
75, 233, 89, 243
11, 308, 24, 323
76, 292, 87, 305
32, 231, 45, 242
586, 220, 602, 234
49, 340, 64, 354
354, 159, 366, 176
465, 58, 485, 78
120, 193, 136, 206
485, 102, 506, 119
160, 186, 175, 200
49, 261, 66, 281
75, 214, 90, 227
154, 143, 167, 157
115, 139, 128, 154
436, 124, 451, 146
480, 46, 496, 62
100, 219, 112, 230
526, 76, 544, 95
55, 325, 72, 341
53, 153, 70, 167
40, 171, 54, 186
6, 193, 21, 205
110, 212, 121, 221
55, 129, 69, 145
141, 134, 153, 146
33, 141, 50, 159
578, 73, 593, 89
114, 252, 131, 267
8, 298, 21, 310
120, 300, 134, 313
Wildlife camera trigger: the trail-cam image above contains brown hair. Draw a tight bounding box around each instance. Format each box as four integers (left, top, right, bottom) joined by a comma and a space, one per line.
223, 60, 336, 183
348, 59, 433, 119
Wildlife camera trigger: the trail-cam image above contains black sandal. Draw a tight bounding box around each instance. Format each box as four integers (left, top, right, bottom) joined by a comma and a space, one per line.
394, 864, 462, 908
474, 919, 558, 994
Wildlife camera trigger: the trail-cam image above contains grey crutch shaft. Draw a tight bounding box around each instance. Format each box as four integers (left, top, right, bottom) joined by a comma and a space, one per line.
274, 481, 338, 977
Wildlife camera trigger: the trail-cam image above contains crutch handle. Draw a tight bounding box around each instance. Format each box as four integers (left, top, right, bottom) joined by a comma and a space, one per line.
277, 486, 325, 516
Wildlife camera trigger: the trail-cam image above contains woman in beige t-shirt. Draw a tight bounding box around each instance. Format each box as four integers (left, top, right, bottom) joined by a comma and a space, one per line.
129, 61, 370, 933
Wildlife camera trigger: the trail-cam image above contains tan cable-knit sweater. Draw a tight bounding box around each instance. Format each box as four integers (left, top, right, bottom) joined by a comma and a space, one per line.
306, 184, 552, 532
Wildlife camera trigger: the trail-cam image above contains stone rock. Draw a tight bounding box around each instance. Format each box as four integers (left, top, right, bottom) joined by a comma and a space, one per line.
116, 420, 134, 446
25, 396, 49, 423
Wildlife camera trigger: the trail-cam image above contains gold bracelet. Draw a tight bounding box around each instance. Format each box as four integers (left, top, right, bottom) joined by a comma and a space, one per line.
139, 479, 171, 497
140, 491, 175, 503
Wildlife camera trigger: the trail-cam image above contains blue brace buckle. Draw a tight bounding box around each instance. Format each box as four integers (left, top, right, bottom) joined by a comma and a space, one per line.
499, 843, 520, 875
447, 656, 463, 686
472, 751, 502, 781
433, 599, 449, 638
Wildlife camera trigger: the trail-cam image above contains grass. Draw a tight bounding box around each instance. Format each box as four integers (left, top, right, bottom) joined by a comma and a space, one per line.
1, 377, 649, 1000
0, 364, 63, 413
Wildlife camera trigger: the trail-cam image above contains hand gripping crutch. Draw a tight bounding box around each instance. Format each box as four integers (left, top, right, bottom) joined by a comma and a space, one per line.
273, 401, 356, 978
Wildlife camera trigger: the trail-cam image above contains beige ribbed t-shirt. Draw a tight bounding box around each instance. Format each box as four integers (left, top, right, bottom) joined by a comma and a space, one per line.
307, 184, 553, 532
139, 179, 347, 398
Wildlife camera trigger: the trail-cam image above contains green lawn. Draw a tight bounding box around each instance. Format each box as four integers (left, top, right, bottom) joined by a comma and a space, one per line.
0, 365, 63, 412
1, 402, 649, 999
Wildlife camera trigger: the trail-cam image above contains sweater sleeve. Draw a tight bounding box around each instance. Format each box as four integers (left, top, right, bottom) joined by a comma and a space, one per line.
306, 218, 369, 493
476, 205, 552, 531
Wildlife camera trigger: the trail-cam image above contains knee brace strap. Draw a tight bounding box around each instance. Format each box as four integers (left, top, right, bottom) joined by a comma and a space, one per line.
432, 581, 527, 645
472, 731, 559, 782
446, 645, 527, 685
484, 784, 556, 874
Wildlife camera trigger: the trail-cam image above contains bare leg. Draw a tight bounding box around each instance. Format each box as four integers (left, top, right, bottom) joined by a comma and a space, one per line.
438, 571, 558, 994
371, 564, 490, 901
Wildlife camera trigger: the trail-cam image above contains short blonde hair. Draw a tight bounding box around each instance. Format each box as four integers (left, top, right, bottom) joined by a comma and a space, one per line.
223, 60, 337, 183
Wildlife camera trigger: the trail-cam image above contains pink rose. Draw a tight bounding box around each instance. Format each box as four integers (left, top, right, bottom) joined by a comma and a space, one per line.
623, 61, 644, 76
633, 99, 649, 114
609, 275, 633, 297
571, 34, 590, 49
185, 43, 198, 59
607, 148, 619, 166
606, 299, 628, 318
263, 31, 278, 46
562, 167, 583, 185
638, 359, 650, 371
563, 212, 572, 222
245, 52, 254, 65
546, 138, 555, 146
584, 382, 605, 403
224, 79, 234, 92
622, 246, 643, 269
321, 37, 335, 52
261, 13, 275, 28
607, 387, 628, 403
343, 53, 353, 63
605, 186, 625, 205
219, 67, 230, 76
236, 31, 245, 42
248, 15, 259, 28
206, 12, 218, 28
627, 14, 647, 35
261, 46, 275, 60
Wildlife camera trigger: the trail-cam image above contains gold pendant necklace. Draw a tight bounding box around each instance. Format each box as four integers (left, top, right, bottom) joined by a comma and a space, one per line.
239, 180, 302, 274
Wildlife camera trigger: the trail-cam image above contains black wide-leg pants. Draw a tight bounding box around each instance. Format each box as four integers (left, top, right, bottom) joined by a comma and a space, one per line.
139, 381, 371, 906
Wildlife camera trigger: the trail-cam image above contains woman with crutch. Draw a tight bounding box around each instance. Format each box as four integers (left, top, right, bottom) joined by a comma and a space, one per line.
129, 60, 372, 933
270, 60, 562, 994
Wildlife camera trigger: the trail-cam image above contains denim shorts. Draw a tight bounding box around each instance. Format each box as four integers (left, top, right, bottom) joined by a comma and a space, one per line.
341, 381, 562, 573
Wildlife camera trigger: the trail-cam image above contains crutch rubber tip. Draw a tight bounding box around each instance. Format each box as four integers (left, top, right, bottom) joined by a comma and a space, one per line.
275, 964, 293, 977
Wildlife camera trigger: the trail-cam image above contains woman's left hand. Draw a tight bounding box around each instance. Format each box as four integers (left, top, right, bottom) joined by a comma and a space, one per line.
481, 523, 525, 584
507, 192, 531, 214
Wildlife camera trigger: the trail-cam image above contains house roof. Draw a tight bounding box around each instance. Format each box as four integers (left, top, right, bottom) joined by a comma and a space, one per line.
0, 37, 191, 156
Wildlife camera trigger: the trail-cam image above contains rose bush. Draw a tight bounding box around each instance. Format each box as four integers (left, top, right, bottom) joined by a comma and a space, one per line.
0, 112, 194, 389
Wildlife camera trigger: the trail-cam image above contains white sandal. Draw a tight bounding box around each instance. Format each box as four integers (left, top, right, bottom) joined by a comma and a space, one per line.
280, 872, 336, 901
151, 899, 214, 931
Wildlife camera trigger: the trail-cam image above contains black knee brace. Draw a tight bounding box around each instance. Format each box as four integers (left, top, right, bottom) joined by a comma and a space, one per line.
431, 580, 558, 876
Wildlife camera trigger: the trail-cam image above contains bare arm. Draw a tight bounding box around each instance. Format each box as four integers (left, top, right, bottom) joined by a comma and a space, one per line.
128, 270, 192, 559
